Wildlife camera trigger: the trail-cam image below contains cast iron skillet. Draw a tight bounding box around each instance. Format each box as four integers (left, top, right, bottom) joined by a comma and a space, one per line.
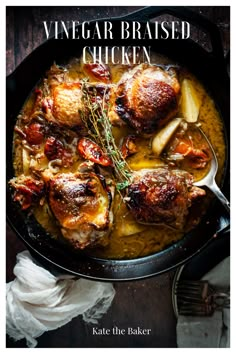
6, 7, 230, 281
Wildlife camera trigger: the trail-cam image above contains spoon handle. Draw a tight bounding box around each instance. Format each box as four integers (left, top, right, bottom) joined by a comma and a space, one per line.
208, 180, 230, 214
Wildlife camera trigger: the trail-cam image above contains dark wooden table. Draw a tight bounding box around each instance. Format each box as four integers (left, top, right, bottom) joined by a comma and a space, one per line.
6, 6, 229, 348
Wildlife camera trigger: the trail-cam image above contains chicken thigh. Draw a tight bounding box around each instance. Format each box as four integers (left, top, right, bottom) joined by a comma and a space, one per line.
42, 82, 84, 128
48, 172, 113, 249
126, 168, 205, 229
109, 64, 180, 134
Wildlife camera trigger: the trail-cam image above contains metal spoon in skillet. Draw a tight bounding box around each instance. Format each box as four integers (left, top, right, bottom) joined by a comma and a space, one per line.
193, 127, 230, 213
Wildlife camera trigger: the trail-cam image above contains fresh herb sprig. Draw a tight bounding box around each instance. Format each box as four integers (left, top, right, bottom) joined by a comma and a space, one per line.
80, 80, 132, 190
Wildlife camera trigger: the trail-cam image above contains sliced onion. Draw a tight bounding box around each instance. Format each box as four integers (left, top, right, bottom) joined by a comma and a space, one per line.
167, 153, 184, 161
48, 159, 62, 173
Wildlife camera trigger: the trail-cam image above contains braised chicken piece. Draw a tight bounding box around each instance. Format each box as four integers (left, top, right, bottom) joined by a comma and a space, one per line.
42, 82, 84, 128
40, 62, 112, 129
48, 172, 113, 249
126, 168, 206, 229
16, 65, 83, 128
9, 175, 45, 210
109, 64, 180, 134
41, 80, 110, 129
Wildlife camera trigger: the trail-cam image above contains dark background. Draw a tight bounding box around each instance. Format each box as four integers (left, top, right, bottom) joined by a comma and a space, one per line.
6, 6, 230, 348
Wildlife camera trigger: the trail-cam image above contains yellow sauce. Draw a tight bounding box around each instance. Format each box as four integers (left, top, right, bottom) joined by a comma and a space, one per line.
13, 53, 226, 260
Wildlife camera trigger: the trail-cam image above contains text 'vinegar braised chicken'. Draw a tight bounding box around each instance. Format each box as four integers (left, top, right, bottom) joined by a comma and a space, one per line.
10, 53, 226, 259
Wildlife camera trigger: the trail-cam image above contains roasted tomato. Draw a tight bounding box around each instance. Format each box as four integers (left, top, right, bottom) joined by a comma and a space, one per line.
9, 175, 45, 210
44, 136, 64, 161
78, 137, 112, 167
83, 63, 111, 83
25, 122, 45, 145
173, 139, 210, 169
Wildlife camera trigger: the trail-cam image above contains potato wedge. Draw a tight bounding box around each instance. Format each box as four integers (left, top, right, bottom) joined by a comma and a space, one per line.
152, 118, 182, 156
180, 79, 202, 122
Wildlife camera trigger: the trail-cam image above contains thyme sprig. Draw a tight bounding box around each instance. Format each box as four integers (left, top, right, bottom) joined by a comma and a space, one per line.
80, 80, 132, 190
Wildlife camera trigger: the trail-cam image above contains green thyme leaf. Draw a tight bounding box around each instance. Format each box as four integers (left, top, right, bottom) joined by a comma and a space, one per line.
116, 181, 130, 191
80, 81, 132, 186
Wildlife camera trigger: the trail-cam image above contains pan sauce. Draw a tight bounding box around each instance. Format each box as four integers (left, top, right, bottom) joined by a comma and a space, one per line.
12, 53, 226, 260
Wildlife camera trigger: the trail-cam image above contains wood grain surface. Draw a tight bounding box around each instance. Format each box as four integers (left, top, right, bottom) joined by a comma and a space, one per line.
6, 6, 229, 348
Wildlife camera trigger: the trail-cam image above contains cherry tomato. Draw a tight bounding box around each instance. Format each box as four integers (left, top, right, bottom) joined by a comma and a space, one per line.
84, 63, 111, 83
25, 122, 44, 145
173, 139, 210, 169
78, 138, 112, 167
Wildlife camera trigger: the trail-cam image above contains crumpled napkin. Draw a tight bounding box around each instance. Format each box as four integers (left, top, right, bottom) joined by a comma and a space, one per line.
176, 256, 230, 348
6, 250, 116, 347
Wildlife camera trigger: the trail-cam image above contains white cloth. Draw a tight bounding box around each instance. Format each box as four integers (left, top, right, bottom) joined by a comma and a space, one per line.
177, 257, 230, 348
6, 250, 115, 347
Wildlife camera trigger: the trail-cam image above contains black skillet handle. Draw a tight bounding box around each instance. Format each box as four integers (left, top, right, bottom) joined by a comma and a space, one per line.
119, 6, 225, 64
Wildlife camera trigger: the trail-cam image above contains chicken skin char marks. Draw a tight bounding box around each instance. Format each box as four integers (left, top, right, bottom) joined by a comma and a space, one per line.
41, 81, 110, 129
126, 168, 206, 229
48, 172, 113, 249
108, 65, 180, 134
26, 63, 180, 136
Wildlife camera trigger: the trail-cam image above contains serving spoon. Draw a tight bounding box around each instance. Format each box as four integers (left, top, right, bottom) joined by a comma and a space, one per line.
193, 127, 230, 214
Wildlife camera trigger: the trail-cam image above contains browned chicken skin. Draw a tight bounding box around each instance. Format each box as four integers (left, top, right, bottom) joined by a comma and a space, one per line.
41, 77, 110, 129
109, 65, 180, 134
42, 82, 84, 128
126, 168, 205, 229
48, 172, 113, 249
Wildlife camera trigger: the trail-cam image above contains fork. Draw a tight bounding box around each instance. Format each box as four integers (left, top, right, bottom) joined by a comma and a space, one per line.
176, 280, 230, 316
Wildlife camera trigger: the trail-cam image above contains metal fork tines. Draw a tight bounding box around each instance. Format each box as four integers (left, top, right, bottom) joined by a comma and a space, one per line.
178, 302, 214, 316
176, 280, 213, 303
176, 279, 230, 316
